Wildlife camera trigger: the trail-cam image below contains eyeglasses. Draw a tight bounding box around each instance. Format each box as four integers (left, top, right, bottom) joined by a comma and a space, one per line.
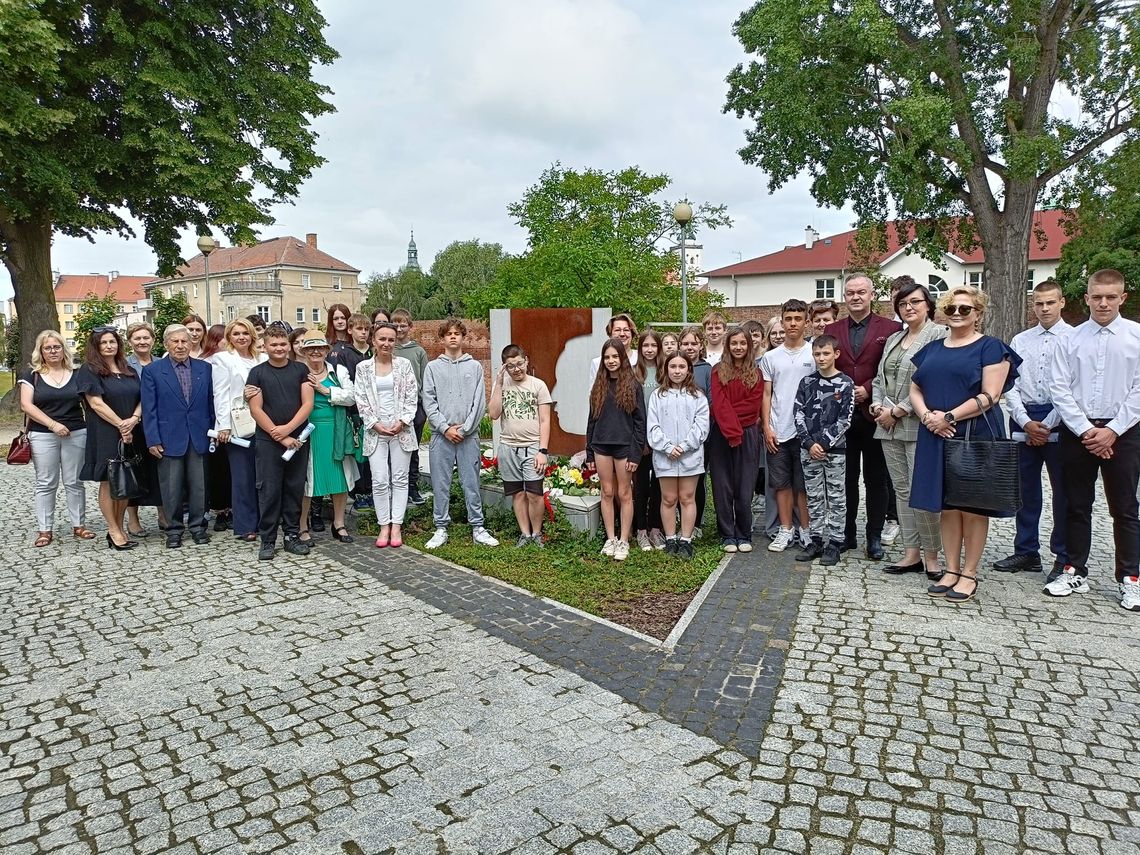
267, 320, 293, 334
504, 361, 527, 371
944, 305, 976, 317
898, 298, 927, 309
92, 325, 117, 335
41, 345, 63, 352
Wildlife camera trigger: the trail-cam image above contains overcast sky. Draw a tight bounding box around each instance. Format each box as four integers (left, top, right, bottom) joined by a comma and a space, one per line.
3, 0, 858, 302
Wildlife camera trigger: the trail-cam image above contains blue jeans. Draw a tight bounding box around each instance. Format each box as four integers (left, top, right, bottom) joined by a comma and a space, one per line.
1012, 404, 1068, 562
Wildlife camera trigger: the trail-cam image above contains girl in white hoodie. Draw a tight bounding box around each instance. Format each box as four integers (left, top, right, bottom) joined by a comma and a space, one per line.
647, 353, 710, 559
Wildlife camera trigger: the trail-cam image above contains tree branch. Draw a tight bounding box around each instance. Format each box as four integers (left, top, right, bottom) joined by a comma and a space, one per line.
1037, 113, 1138, 184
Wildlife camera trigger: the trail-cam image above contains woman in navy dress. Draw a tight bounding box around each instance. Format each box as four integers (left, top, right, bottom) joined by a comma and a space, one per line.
909, 286, 1020, 603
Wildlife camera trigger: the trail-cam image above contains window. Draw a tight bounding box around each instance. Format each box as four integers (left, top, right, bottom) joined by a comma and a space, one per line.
1026, 268, 1035, 290
67, 340, 75, 350
927, 275, 949, 295
193, 284, 199, 298
166, 287, 173, 297
257, 305, 270, 322
63, 304, 73, 314
968, 271, 983, 288
228, 307, 235, 321
65, 321, 75, 331
296, 307, 305, 323
218, 281, 223, 295
815, 278, 836, 299
301, 273, 311, 290
180, 285, 187, 295
332, 275, 342, 292
311, 307, 321, 324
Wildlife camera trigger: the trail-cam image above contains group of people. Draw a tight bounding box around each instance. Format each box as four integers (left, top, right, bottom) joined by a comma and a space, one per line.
17, 268, 1139, 613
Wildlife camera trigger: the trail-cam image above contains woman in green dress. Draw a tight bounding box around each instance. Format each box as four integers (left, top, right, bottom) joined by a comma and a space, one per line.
297, 334, 359, 544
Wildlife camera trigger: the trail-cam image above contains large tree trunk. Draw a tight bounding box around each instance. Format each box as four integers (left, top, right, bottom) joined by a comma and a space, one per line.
0, 214, 60, 410
973, 192, 1036, 344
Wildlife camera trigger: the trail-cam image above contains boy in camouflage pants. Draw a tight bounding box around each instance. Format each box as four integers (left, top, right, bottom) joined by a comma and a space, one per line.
792, 335, 855, 566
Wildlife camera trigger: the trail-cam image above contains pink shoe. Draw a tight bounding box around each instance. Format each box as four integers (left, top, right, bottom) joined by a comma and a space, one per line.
374, 535, 389, 548
389, 538, 403, 549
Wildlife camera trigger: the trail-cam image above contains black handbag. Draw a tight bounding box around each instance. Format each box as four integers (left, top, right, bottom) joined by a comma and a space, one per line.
942, 408, 1021, 513
108, 440, 148, 501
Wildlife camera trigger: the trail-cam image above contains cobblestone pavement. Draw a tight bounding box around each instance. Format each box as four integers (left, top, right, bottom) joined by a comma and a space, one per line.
2, 463, 1138, 854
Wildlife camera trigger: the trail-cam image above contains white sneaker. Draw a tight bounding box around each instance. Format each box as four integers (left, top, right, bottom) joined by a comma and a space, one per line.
1120, 576, 1140, 612
636, 531, 652, 552
648, 530, 667, 550
1043, 565, 1089, 597
425, 528, 448, 550
796, 527, 812, 549
738, 542, 753, 553
881, 520, 900, 545
601, 537, 616, 557
613, 540, 630, 561
769, 527, 794, 552
472, 527, 499, 547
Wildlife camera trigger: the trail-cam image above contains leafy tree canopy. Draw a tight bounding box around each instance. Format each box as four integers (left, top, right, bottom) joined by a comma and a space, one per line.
73, 292, 120, 355
361, 267, 449, 321
429, 240, 506, 317
725, 0, 1138, 341
1056, 140, 1140, 320
0, 0, 337, 371
465, 164, 731, 322
3, 318, 17, 372
150, 289, 193, 357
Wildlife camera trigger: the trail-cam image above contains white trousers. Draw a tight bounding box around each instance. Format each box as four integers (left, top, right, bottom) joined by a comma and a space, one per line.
369, 436, 412, 525
28, 429, 87, 531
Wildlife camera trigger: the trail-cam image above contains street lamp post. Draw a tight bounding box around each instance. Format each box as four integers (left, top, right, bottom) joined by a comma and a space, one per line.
673, 202, 693, 325
196, 234, 217, 325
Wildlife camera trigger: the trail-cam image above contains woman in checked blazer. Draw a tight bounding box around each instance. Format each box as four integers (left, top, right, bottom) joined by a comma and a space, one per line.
870, 278, 948, 579
354, 322, 420, 548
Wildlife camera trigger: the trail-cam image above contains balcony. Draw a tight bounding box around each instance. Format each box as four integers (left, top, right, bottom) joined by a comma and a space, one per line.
220, 276, 282, 296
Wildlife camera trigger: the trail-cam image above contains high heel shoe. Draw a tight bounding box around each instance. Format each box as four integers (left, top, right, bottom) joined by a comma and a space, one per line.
927, 572, 959, 597
946, 573, 979, 603
106, 533, 137, 551
883, 559, 923, 575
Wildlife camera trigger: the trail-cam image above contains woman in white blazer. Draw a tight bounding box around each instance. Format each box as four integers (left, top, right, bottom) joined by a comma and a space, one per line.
354, 322, 419, 548
647, 353, 711, 557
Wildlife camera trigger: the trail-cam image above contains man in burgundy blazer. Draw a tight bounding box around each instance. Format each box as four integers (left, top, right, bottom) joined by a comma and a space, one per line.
824, 274, 902, 559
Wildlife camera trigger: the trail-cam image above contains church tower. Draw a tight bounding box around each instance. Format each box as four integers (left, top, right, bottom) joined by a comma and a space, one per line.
406, 230, 421, 271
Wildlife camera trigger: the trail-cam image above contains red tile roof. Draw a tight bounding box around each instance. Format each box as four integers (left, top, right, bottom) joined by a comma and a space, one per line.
704, 209, 1070, 277
146, 236, 359, 285
54, 274, 153, 303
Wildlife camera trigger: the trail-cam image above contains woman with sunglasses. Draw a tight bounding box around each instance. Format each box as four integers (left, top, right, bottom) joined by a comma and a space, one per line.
19, 331, 90, 547
908, 285, 1021, 603
77, 326, 146, 550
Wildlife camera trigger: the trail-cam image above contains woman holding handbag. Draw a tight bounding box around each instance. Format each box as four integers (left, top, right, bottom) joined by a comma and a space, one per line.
909, 286, 1021, 603
354, 322, 419, 548
209, 318, 266, 542
77, 327, 146, 550
18, 331, 90, 547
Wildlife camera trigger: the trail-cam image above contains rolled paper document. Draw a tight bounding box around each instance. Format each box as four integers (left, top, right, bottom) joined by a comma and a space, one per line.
207, 428, 251, 449
282, 422, 315, 461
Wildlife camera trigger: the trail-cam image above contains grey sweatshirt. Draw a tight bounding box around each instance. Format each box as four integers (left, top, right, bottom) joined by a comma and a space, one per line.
422, 352, 485, 437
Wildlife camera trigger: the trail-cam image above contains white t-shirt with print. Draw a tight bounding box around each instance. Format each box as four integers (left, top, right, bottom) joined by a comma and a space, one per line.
760, 342, 816, 442
498, 374, 553, 446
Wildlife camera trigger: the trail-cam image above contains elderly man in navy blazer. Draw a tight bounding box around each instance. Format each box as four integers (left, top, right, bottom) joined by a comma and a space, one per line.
142, 324, 215, 548
825, 273, 903, 560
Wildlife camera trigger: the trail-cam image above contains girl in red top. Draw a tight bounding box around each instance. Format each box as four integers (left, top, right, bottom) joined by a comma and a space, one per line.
710, 326, 766, 552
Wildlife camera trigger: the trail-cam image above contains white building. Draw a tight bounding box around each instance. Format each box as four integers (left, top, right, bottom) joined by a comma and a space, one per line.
703, 210, 1070, 307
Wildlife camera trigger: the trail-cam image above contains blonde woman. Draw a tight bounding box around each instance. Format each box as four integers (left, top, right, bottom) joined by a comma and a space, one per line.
210, 318, 267, 541
19, 331, 90, 547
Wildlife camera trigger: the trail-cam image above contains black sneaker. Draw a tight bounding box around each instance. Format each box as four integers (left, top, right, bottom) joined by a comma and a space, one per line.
820, 542, 841, 566
992, 552, 1042, 573
284, 538, 311, 556
678, 540, 695, 560
664, 537, 679, 556
407, 489, 426, 506
258, 544, 275, 561
795, 539, 824, 562
1045, 558, 1066, 584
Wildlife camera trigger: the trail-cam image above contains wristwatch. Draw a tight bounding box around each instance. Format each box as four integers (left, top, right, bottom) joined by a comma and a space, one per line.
538, 447, 548, 454
944, 412, 958, 426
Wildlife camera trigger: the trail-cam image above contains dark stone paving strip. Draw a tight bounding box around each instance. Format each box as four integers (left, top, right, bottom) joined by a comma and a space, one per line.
338, 542, 808, 756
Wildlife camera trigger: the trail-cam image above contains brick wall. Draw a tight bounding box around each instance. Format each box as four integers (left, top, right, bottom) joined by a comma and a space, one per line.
411, 319, 492, 404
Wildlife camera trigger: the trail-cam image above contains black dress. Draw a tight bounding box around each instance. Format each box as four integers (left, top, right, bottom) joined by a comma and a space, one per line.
75, 366, 161, 505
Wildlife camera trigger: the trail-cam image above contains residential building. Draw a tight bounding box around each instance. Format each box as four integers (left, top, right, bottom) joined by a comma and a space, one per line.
703, 209, 1070, 307
54, 272, 153, 350
143, 233, 361, 328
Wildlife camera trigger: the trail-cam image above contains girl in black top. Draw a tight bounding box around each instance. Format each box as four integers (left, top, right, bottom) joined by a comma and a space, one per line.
586, 338, 646, 561
77, 328, 144, 550
18, 330, 90, 547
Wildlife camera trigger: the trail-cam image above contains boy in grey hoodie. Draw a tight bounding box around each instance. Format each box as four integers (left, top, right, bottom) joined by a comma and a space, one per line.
422, 318, 499, 548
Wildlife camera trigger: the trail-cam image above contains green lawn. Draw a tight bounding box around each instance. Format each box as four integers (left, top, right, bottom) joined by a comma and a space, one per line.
359, 484, 725, 637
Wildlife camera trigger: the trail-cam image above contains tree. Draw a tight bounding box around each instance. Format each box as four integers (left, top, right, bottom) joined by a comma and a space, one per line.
465, 164, 731, 322
361, 268, 449, 320
1056, 141, 1140, 320
724, 0, 1138, 342
5, 318, 21, 373
150, 289, 193, 357
430, 240, 506, 316
0, 0, 337, 371
72, 292, 120, 355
